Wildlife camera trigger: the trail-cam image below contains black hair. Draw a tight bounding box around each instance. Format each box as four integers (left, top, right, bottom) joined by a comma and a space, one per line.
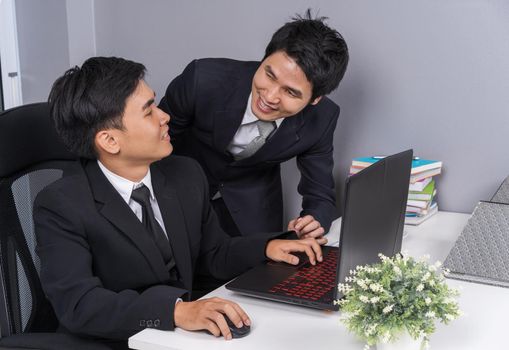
48, 56, 146, 159
264, 9, 349, 100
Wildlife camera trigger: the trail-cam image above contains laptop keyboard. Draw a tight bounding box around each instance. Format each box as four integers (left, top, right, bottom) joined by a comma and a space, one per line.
268, 249, 338, 302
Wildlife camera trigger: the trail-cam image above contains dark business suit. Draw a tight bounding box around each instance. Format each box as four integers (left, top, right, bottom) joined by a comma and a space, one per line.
34, 156, 280, 343
159, 58, 339, 236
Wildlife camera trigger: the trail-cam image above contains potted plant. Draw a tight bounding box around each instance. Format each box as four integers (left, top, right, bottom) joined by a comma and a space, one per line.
336, 253, 461, 350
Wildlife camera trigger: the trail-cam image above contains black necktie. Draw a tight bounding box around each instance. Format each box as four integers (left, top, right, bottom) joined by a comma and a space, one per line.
131, 184, 177, 278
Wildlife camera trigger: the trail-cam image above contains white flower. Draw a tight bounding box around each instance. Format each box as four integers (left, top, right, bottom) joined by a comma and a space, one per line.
445, 314, 456, 321
393, 266, 402, 275
370, 283, 383, 293
428, 279, 435, 286
416, 284, 424, 292
356, 278, 370, 290
425, 297, 432, 305
359, 295, 369, 303
425, 311, 436, 318
370, 296, 380, 304
382, 304, 394, 314
421, 272, 431, 281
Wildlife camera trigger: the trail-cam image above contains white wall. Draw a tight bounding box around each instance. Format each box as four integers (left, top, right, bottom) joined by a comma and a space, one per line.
15, 0, 70, 104
92, 0, 509, 218
13, 0, 509, 219
66, 0, 96, 67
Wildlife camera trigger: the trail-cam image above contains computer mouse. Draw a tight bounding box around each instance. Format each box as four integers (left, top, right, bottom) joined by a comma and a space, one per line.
225, 316, 250, 338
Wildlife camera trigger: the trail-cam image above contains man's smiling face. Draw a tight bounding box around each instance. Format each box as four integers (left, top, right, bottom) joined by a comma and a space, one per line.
250, 51, 321, 121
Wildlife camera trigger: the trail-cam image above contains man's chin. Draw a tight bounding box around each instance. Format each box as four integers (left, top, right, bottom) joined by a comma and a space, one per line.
252, 109, 280, 122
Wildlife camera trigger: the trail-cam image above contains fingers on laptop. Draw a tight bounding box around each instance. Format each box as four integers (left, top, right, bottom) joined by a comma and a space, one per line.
285, 240, 322, 265
299, 237, 324, 263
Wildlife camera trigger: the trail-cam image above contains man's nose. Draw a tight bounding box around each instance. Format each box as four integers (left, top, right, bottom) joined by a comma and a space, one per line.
157, 107, 170, 124
265, 86, 280, 103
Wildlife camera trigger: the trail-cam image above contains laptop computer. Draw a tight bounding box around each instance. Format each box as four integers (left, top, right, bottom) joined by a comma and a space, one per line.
226, 149, 413, 311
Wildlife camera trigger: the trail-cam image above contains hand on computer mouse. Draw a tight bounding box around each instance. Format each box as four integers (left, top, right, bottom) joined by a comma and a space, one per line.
225, 315, 251, 338
174, 297, 251, 340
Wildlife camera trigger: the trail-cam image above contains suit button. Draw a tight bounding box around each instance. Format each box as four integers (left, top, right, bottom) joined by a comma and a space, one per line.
154, 319, 160, 327
220, 183, 224, 188
139, 320, 146, 327
147, 320, 153, 327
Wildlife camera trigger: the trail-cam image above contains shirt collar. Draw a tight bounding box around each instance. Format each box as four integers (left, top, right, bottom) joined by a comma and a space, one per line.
97, 160, 155, 204
243, 94, 283, 128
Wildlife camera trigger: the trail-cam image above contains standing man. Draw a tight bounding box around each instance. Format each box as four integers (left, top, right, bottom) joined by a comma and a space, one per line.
159, 10, 349, 240
35, 56, 324, 348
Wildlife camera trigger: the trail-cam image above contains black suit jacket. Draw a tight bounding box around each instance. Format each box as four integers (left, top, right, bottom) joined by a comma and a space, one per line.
159, 58, 339, 235
34, 156, 280, 340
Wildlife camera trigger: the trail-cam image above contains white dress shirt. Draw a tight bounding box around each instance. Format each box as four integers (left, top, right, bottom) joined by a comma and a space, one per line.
97, 161, 182, 304
227, 94, 283, 155
97, 160, 169, 238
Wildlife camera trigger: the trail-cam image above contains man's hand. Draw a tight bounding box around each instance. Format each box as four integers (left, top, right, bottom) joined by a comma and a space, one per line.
265, 237, 327, 266
287, 215, 325, 239
174, 297, 250, 340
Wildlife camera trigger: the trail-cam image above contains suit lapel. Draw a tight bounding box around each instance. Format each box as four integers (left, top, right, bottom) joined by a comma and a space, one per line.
213, 107, 247, 152
151, 164, 193, 291
84, 161, 171, 283
213, 65, 254, 153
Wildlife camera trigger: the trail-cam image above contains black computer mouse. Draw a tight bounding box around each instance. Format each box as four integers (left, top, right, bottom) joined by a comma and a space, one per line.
225, 316, 251, 338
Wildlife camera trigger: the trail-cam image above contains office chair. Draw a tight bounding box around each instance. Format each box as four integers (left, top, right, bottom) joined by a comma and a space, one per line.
0, 103, 109, 349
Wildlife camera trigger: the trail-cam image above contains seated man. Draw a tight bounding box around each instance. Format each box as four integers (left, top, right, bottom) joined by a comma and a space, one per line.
34, 56, 325, 348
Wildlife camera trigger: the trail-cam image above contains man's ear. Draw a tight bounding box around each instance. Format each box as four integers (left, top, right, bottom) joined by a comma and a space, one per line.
310, 96, 323, 105
95, 130, 120, 155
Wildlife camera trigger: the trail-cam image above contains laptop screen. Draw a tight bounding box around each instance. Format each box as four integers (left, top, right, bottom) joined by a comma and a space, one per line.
335, 149, 413, 298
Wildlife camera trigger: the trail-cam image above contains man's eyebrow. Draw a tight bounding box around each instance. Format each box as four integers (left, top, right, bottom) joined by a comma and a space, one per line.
265, 65, 303, 98
264, 65, 302, 98
142, 92, 156, 110
264, 65, 276, 77
286, 87, 302, 98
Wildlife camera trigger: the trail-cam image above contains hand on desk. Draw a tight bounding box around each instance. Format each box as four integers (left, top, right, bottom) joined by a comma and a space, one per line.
174, 297, 250, 340
287, 215, 325, 239
266, 237, 326, 266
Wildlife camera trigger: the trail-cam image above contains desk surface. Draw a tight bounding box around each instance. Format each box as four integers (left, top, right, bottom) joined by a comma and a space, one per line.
129, 212, 509, 350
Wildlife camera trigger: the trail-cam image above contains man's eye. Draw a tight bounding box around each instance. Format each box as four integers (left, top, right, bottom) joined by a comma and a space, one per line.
286, 89, 297, 97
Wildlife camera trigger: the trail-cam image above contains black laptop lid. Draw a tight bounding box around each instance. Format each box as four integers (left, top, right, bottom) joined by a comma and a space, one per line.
336, 150, 413, 295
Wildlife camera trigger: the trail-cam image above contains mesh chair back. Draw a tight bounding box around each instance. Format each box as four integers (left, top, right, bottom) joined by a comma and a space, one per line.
0, 103, 78, 337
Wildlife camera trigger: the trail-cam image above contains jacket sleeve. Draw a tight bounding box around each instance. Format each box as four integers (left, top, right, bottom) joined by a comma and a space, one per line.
296, 105, 340, 233
34, 189, 187, 340
189, 159, 289, 279
158, 60, 198, 144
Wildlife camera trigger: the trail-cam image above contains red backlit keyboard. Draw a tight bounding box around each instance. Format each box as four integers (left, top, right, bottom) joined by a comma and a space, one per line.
268, 249, 338, 302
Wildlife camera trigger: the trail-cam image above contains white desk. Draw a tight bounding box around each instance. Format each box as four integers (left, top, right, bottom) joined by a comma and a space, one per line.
129, 212, 509, 350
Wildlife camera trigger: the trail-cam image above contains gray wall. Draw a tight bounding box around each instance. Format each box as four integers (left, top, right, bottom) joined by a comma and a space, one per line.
15, 0, 70, 104
14, 0, 509, 221
93, 0, 509, 220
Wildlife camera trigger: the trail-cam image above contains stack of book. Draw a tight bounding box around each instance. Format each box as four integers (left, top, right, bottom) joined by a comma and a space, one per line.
350, 156, 442, 225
